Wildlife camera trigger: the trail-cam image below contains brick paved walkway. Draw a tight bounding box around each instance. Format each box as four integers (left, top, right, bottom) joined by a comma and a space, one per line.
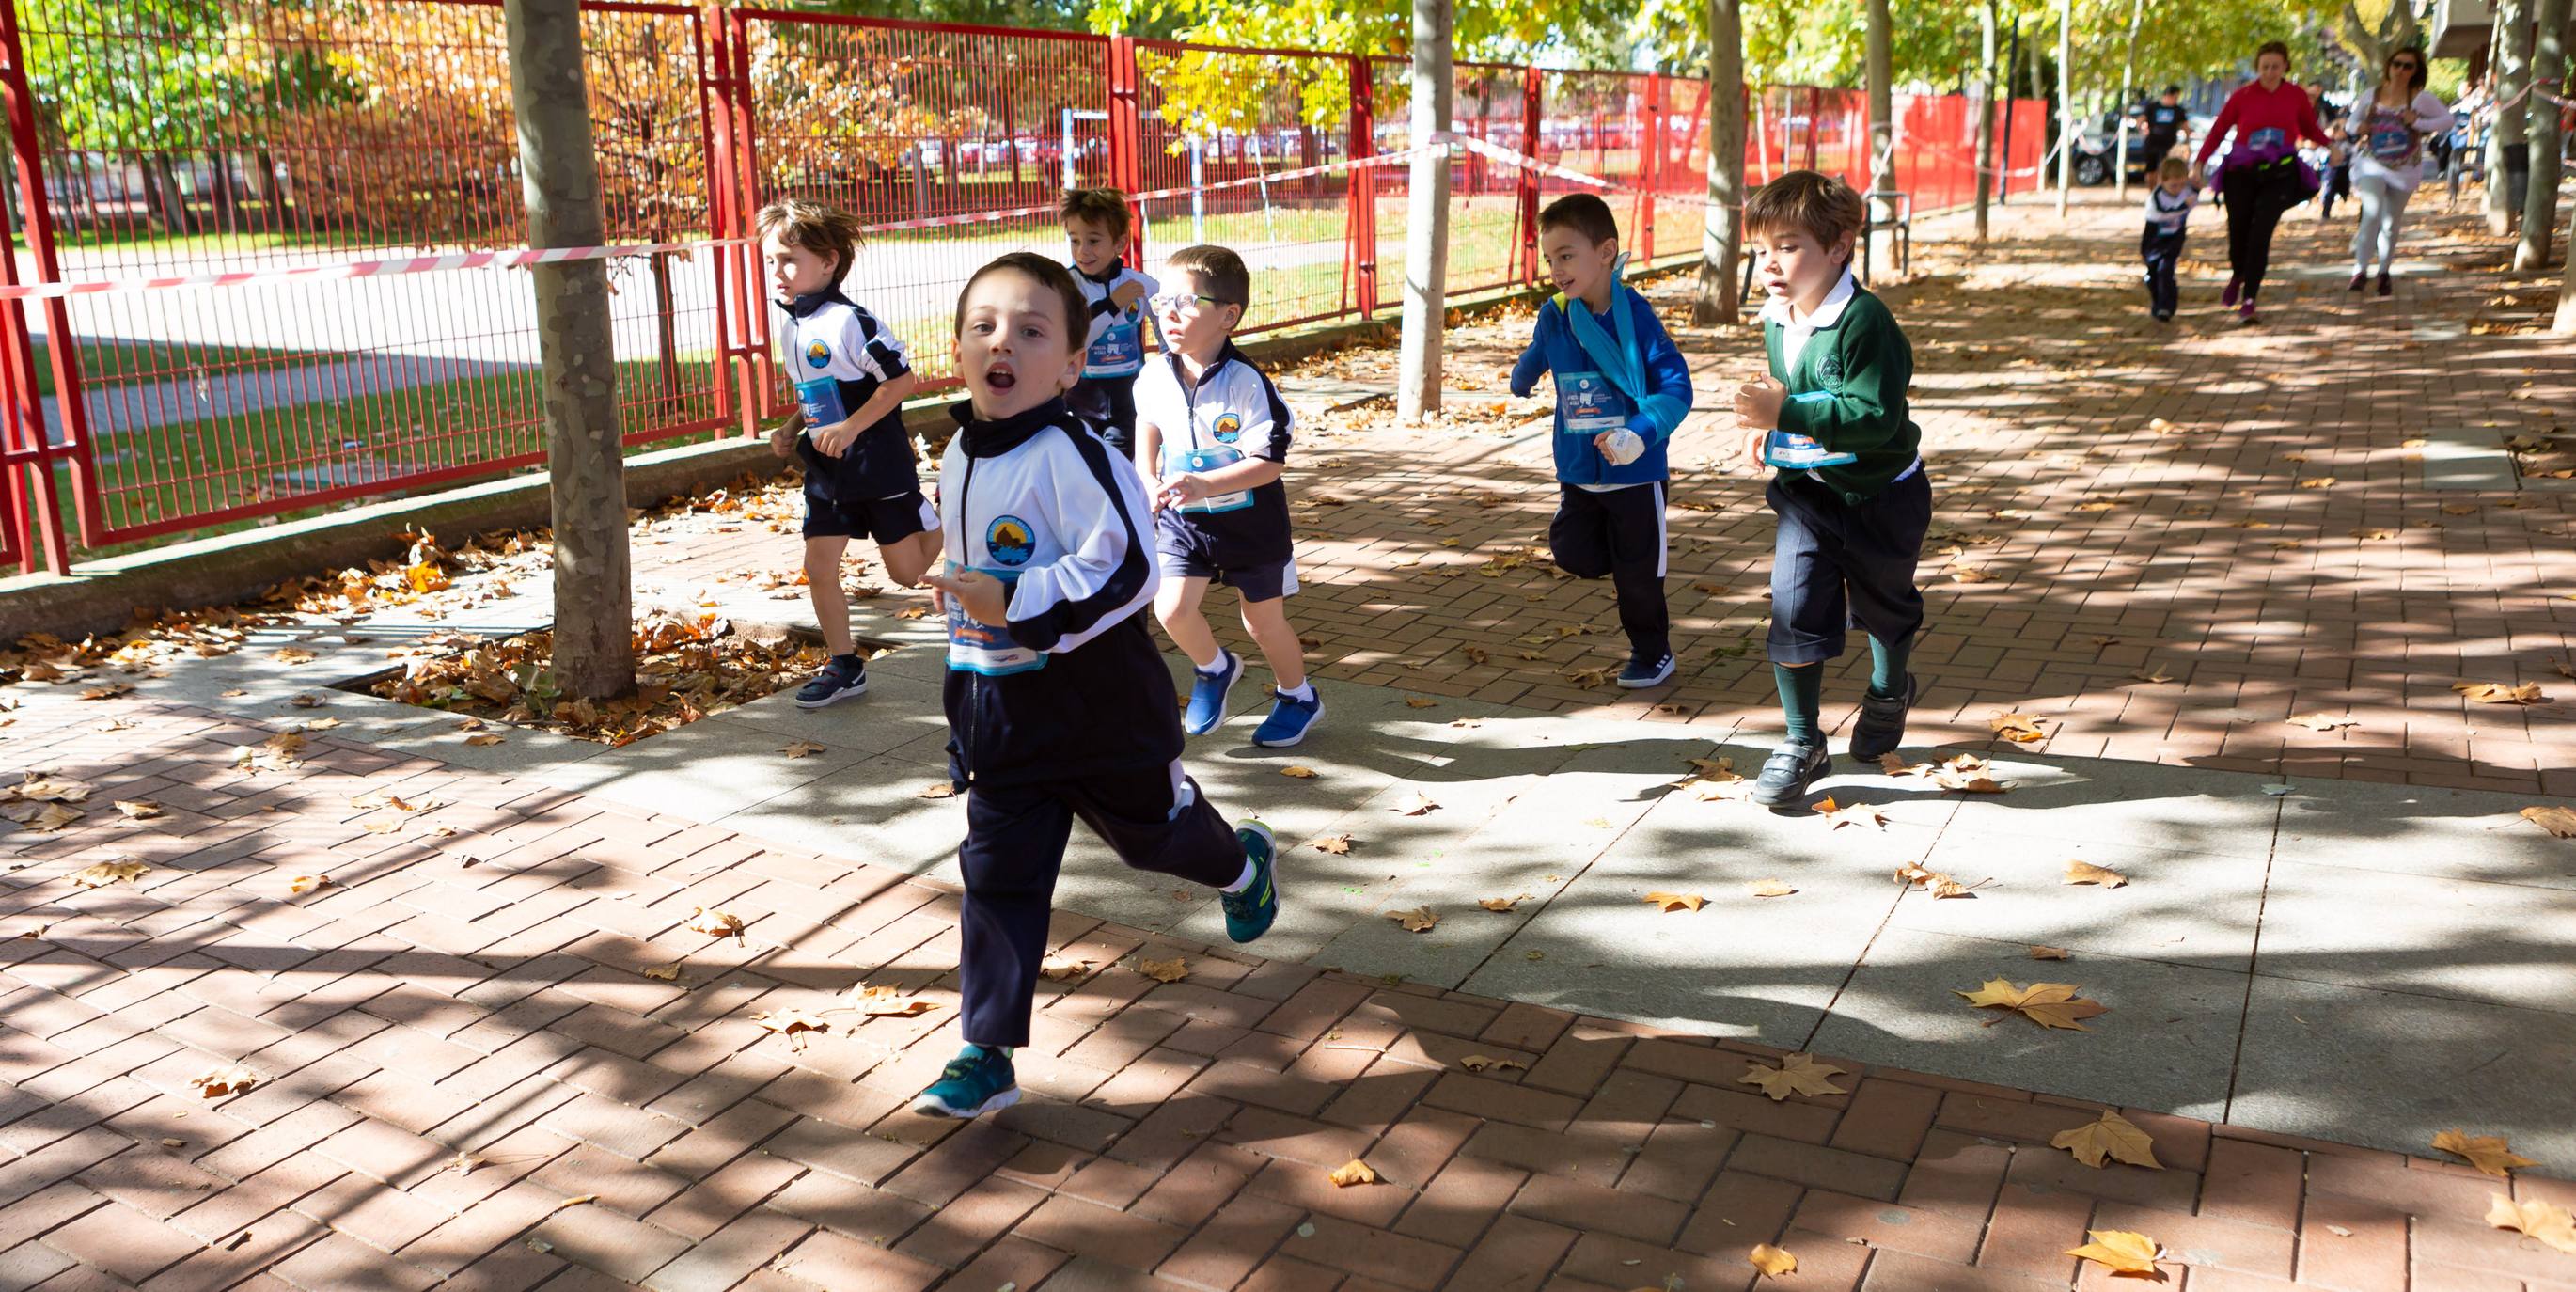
5, 697, 2573, 1290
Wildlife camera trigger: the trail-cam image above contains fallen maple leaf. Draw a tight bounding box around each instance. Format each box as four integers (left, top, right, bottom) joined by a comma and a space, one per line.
1388, 906, 1439, 933
686, 907, 746, 942
1138, 956, 1189, 983
2455, 681, 2547, 705
2064, 859, 2129, 889
1748, 1242, 1798, 1278
2433, 1129, 2537, 1176
780, 740, 827, 759
1388, 790, 1439, 815
1642, 891, 1705, 912
1879, 752, 1933, 777
2296, 477, 2336, 489
1280, 765, 1319, 779
1456, 1054, 1528, 1073
1310, 833, 1355, 856
2067, 1229, 2167, 1278
2286, 713, 2358, 732
285, 874, 330, 896
1403, 697, 1438, 709
1750, 880, 1797, 898
548, 1194, 599, 1215
1814, 796, 1887, 829
2130, 668, 2175, 684
1989, 711, 2050, 744
1038, 957, 1092, 982
1956, 979, 2109, 1031
2487, 1193, 2576, 1254
114, 800, 165, 821
751, 1008, 830, 1050
1738, 1053, 1848, 1102
70, 859, 149, 887
3, 802, 85, 831
190, 1066, 258, 1098
1477, 896, 1519, 912
641, 962, 683, 982
2030, 945, 2072, 960
1327, 1158, 1379, 1188
272, 647, 317, 664
2519, 805, 2576, 838
1563, 665, 1611, 688
1896, 861, 1974, 899
463, 733, 506, 747
915, 782, 959, 799
2051, 1111, 2163, 1169
10, 777, 95, 803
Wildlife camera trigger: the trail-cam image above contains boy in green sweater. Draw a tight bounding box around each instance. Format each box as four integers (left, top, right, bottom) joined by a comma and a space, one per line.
1731, 171, 1930, 806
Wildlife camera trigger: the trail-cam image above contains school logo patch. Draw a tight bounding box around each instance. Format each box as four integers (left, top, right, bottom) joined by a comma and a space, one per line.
804, 339, 829, 369
985, 515, 1035, 567
1816, 351, 1842, 385
1212, 413, 1244, 444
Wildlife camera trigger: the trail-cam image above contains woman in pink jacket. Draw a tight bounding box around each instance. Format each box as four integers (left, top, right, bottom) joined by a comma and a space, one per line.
2190, 40, 2333, 323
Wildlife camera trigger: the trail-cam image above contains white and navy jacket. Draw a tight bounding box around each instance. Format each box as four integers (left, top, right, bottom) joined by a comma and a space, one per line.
1135, 342, 1295, 569
938, 397, 1181, 788
2142, 186, 2199, 238
1073, 260, 1161, 380
778, 289, 919, 497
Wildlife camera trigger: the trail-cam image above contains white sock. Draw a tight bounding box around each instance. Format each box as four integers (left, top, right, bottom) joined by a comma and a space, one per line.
1196, 649, 1233, 677
1221, 858, 1258, 893
1280, 682, 1315, 702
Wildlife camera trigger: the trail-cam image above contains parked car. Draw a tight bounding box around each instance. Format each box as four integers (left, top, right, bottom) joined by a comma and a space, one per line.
2071, 109, 2214, 185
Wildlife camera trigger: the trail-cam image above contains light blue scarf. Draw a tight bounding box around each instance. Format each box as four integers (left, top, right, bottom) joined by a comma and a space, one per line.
1554, 253, 1688, 442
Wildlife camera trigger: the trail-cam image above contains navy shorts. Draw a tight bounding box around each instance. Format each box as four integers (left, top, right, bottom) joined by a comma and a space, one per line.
1156, 523, 1297, 602
1765, 469, 1930, 665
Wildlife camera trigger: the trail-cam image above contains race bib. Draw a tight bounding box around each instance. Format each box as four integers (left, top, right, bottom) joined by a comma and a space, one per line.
2368, 111, 2415, 165
1559, 370, 1624, 433
945, 564, 1044, 676
2248, 127, 2285, 150
1086, 314, 1144, 375
793, 375, 847, 428
1165, 445, 1252, 513
1765, 392, 1858, 469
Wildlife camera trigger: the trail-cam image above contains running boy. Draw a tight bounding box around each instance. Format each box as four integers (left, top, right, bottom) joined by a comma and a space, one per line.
911, 251, 1281, 1119
2142, 156, 2201, 322
758, 199, 940, 708
1060, 188, 1161, 460
1507, 193, 1694, 688
1136, 244, 1320, 748
1730, 171, 1930, 806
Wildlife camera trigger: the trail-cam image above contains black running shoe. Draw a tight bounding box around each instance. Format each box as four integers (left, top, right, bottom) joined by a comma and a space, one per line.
1750, 741, 1830, 806
1848, 673, 1919, 764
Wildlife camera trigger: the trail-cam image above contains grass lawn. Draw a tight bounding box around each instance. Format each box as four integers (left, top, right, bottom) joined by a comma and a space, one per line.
24, 337, 330, 399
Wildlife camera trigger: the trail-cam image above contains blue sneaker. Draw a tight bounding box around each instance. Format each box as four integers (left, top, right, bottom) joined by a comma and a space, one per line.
1617, 652, 1675, 689
1250, 688, 1323, 748
1183, 652, 1242, 736
1220, 821, 1280, 943
911, 1044, 1018, 1119
794, 654, 868, 709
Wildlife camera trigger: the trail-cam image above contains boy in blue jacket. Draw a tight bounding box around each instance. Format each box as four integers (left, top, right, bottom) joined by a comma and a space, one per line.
1508, 194, 1696, 687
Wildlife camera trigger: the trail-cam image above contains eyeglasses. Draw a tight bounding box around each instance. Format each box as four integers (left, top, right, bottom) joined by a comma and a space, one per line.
1148, 291, 1234, 316
2391, 59, 2422, 70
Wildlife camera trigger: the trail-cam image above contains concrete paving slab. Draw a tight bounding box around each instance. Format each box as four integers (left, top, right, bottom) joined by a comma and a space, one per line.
2415, 425, 2519, 490
2251, 860, 2576, 1012
1940, 752, 2285, 859
1894, 831, 2266, 971
2273, 778, 2576, 890
567, 717, 878, 824
2230, 974, 2576, 1173
1810, 926, 2246, 1119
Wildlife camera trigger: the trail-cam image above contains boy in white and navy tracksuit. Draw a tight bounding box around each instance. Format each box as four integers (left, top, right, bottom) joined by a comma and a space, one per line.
1060, 188, 1161, 460
911, 252, 1278, 1122
2141, 157, 2201, 322
781, 291, 935, 545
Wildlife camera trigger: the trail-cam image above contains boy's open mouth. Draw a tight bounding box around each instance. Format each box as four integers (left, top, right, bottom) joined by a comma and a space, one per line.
985, 364, 1017, 391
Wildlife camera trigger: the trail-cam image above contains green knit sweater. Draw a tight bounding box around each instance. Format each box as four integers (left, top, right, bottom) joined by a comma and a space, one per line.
1762, 286, 1924, 503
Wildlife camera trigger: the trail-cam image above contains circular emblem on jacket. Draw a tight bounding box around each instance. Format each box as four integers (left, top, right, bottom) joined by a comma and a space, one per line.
804, 339, 830, 369
985, 516, 1035, 567
1816, 351, 1842, 385
1212, 413, 1244, 444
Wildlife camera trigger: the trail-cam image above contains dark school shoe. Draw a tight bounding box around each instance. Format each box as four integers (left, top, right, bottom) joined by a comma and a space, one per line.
1848, 673, 1919, 764
1749, 741, 1830, 807
1616, 652, 1675, 688
793, 654, 868, 709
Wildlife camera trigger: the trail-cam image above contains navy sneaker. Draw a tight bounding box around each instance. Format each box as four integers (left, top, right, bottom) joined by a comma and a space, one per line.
1617, 652, 1675, 688
794, 654, 868, 709
1848, 673, 1918, 764
1183, 651, 1242, 736
1749, 741, 1830, 806
1221, 821, 1280, 943
1251, 689, 1323, 748
911, 1044, 1018, 1119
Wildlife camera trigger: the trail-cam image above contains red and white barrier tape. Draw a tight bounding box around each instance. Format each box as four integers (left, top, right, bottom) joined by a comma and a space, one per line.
0, 237, 743, 302
857, 142, 1448, 234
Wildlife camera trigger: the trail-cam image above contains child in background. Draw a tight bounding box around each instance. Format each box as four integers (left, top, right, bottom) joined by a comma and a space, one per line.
1730, 171, 1930, 806
1507, 193, 1694, 688
911, 251, 1280, 1120
1060, 188, 1161, 460
757, 199, 939, 709
2142, 156, 2200, 322
1135, 245, 1320, 748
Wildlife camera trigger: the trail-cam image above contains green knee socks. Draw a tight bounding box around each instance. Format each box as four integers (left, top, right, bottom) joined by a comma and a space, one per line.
1868, 635, 1911, 700
1773, 664, 1823, 746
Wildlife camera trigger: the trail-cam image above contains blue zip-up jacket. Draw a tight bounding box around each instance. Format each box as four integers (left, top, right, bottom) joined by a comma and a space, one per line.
1508, 285, 1693, 488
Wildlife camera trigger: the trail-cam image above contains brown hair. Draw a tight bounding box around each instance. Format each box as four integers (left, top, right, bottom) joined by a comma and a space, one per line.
1162, 244, 1251, 309
1059, 187, 1133, 241
1743, 170, 1866, 260
2158, 155, 2191, 182
1537, 192, 1620, 246
754, 198, 861, 286
2383, 44, 2427, 90
2255, 40, 2292, 67
954, 252, 1089, 341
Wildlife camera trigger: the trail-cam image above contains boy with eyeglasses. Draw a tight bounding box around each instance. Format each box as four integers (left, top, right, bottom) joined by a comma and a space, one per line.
1133, 244, 1320, 748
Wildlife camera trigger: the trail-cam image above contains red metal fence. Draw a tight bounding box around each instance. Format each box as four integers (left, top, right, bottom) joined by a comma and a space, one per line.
0, 0, 2045, 573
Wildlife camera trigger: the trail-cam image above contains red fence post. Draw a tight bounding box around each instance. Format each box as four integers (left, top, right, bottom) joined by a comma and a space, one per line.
1518, 66, 1542, 286
1108, 35, 1146, 264
1640, 71, 1662, 264
0, 0, 80, 569
1350, 56, 1379, 317
718, 7, 774, 432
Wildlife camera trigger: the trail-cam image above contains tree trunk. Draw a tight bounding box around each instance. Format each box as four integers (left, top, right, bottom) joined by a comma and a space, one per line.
1864, 0, 1894, 273
506, 0, 636, 701
144, 156, 194, 234
652, 250, 682, 414
2114, 0, 2144, 200
1396, 0, 1452, 423
2520, 0, 2572, 268
1693, 0, 1746, 324
2055, 0, 2074, 216
2490, 0, 2536, 234
1974, 1, 1999, 239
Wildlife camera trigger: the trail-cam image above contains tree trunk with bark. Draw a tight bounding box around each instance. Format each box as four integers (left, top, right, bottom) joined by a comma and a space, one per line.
1396, 0, 1452, 423
2054, 0, 2074, 216
1692, 0, 1746, 324
1864, 0, 1895, 270
2490, 0, 2536, 234
1974, 1, 1999, 239
2519, 0, 2571, 268
506, 0, 636, 701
